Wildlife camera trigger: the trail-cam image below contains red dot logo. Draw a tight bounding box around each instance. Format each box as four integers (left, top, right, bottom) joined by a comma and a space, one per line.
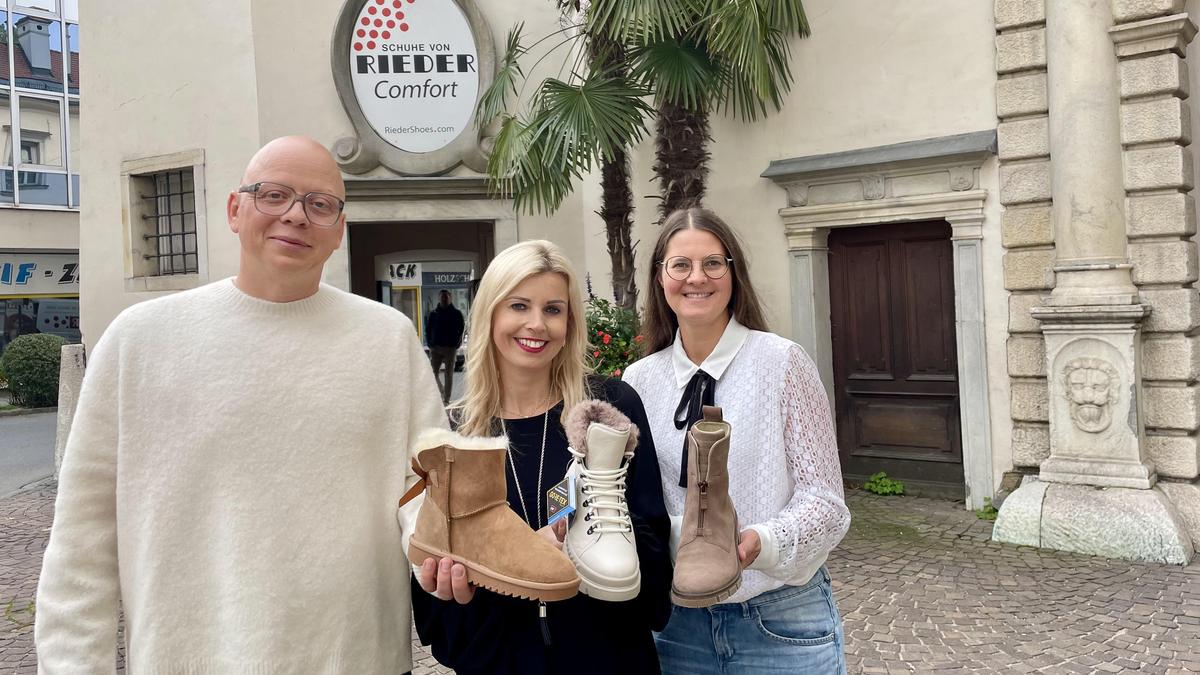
376, 0, 385, 4
382, 31, 391, 39
360, 17, 370, 25
354, 42, 363, 51
374, 18, 383, 26
400, 22, 410, 31
356, 28, 366, 37
382, 8, 391, 16
368, 29, 377, 38
397, 11, 404, 19
386, 19, 395, 28
367, 5, 376, 14
393, 0, 402, 6
367, 40, 376, 49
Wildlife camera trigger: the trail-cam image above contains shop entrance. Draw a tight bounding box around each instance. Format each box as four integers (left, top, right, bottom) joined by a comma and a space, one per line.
348, 219, 493, 348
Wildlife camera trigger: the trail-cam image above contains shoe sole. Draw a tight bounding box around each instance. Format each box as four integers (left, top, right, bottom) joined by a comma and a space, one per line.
564, 539, 641, 602
408, 540, 581, 602
670, 572, 741, 608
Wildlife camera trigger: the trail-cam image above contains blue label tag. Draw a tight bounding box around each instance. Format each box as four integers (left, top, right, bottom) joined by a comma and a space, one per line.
546, 473, 575, 525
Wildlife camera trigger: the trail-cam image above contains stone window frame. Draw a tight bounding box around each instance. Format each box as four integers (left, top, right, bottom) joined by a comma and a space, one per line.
763, 131, 996, 509
120, 149, 210, 293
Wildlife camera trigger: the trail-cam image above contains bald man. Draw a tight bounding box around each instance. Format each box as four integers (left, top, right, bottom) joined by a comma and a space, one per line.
35, 137, 448, 674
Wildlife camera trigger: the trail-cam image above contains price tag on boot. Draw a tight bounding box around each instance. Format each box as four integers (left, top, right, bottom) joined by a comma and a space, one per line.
546, 474, 576, 526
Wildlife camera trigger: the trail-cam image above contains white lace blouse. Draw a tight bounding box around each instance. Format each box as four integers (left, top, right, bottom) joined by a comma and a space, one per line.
623, 319, 851, 603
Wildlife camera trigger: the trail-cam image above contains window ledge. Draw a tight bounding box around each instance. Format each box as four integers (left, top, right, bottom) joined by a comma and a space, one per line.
125, 273, 205, 293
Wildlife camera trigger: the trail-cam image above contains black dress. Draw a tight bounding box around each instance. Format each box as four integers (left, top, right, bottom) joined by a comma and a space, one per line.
411, 377, 673, 675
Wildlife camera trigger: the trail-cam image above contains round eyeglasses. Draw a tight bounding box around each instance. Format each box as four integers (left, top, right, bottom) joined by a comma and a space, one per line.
237, 181, 345, 227
658, 255, 733, 281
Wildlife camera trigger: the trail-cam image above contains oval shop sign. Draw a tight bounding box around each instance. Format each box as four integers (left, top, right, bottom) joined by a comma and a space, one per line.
348, 0, 479, 154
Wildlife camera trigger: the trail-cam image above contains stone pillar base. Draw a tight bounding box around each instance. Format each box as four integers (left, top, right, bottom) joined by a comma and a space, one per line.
1039, 456, 1155, 489
993, 479, 1193, 564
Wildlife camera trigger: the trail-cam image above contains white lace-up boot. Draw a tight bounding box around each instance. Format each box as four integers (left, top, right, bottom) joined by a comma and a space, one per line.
563, 400, 641, 601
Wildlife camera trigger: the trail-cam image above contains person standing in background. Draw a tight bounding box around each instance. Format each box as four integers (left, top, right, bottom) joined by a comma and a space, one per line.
427, 289, 465, 405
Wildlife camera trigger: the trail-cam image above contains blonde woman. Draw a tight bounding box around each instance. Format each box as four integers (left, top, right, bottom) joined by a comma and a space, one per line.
411, 240, 672, 675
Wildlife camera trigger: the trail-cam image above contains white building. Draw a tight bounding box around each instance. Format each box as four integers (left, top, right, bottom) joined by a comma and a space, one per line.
0, 0, 80, 356
80, 0, 1200, 562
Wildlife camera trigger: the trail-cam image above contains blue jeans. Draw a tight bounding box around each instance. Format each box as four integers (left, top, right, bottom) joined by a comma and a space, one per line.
655, 567, 846, 675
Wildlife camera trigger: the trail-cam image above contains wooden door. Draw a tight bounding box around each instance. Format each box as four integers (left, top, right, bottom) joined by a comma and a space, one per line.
828, 221, 962, 488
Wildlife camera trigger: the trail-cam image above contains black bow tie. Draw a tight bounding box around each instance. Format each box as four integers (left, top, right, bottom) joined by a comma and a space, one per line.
674, 370, 716, 488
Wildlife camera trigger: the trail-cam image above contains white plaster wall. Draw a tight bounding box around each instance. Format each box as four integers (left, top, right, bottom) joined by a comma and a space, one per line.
79, 1, 261, 349
626, 0, 999, 336
0, 210, 78, 251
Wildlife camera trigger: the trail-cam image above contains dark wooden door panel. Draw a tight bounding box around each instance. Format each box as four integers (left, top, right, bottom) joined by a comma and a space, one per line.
843, 242, 892, 378
829, 221, 962, 489
848, 395, 962, 462
901, 238, 957, 378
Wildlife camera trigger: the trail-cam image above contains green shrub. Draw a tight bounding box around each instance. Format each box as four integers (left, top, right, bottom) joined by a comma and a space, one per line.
0, 334, 67, 408
975, 497, 999, 521
863, 471, 906, 496
0, 358, 7, 390
585, 298, 641, 378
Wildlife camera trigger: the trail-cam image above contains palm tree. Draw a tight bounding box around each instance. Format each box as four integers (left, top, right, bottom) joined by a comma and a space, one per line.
477, 10, 651, 312
477, 1, 811, 299
595, 0, 812, 219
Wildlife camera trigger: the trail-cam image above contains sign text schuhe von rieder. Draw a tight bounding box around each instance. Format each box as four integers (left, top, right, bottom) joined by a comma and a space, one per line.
349, 0, 480, 154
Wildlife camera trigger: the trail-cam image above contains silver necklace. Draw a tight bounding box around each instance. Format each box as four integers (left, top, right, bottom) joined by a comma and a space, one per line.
502, 409, 549, 529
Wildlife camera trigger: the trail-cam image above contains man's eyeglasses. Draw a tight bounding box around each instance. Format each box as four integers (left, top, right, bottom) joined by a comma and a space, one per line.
237, 182, 345, 227
658, 255, 733, 281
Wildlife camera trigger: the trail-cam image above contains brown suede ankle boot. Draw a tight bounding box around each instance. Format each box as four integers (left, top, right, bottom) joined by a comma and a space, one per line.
671, 405, 741, 607
400, 429, 580, 602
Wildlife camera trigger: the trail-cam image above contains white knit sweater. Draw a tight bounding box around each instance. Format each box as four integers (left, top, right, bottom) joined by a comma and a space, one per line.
35, 278, 448, 674
623, 321, 851, 604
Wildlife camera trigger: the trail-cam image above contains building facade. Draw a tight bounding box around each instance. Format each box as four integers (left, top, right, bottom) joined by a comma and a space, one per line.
0, 0, 80, 356
80, 0, 1200, 561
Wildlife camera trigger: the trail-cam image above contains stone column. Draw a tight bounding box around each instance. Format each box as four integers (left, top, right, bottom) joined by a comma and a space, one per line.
785, 227, 834, 406
993, 0, 1193, 563
1043, 0, 1136, 305
948, 214, 994, 509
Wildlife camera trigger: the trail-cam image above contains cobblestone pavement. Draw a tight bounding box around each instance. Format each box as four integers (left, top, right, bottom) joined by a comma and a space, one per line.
3, 481, 1199, 674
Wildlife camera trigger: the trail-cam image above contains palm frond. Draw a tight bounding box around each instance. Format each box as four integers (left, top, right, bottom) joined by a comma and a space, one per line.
588, 0, 704, 44
475, 24, 527, 128
703, 1, 801, 121
630, 38, 719, 111
762, 0, 811, 36
531, 66, 653, 164
487, 114, 577, 214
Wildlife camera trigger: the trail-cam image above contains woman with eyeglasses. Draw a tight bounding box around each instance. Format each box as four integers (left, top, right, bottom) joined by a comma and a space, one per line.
622, 208, 852, 675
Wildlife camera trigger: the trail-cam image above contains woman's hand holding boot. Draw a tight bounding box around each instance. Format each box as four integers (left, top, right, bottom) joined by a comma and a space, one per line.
418, 557, 476, 604
737, 529, 762, 569
536, 519, 567, 550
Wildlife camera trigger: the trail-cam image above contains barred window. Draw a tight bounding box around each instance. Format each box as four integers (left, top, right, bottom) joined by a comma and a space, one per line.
137, 168, 198, 276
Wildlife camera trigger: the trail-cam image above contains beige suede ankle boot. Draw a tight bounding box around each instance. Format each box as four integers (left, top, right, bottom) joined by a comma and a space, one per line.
671, 405, 741, 607
401, 429, 580, 602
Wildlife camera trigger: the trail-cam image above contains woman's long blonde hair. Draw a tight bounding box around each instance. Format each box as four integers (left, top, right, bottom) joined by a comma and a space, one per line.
453, 240, 591, 436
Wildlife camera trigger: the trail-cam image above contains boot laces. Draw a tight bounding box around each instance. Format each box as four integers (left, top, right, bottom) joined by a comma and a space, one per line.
569, 447, 632, 535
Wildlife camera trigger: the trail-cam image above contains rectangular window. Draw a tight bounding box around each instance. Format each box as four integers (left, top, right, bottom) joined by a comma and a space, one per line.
0, 3, 77, 208
136, 168, 199, 276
